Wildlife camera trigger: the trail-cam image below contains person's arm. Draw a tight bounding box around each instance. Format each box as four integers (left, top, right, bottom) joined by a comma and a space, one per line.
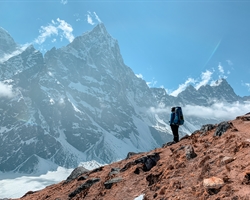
169, 113, 175, 125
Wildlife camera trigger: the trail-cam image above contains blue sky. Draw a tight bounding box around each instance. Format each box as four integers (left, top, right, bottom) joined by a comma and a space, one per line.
1, 0, 250, 97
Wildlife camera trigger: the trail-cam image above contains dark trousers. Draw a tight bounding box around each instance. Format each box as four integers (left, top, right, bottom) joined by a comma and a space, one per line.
170, 124, 179, 143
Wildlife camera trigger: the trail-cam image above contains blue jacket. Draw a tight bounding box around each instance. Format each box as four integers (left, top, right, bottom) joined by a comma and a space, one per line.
169, 112, 175, 125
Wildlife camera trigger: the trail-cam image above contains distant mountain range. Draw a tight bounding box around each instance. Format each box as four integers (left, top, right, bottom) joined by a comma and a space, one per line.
0, 24, 249, 174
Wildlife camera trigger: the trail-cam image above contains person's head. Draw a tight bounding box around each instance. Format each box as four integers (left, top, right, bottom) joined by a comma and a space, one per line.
171, 107, 175, 112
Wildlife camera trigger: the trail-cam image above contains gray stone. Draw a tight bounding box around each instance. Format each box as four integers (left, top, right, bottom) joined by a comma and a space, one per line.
68, 178, 100, 198
214, 121, 234, 136
121, 153, 160, 172
109, 168, 120, 176
65, 166, 89, 184
185, 145, 197, 160
104, 177, 123, 189
200, 124, 215, 136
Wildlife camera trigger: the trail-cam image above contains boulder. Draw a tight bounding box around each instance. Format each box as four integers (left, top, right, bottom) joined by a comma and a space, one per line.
185, 145, 197, 160
68, 178, 100, 198
64, 166, 90, 184
203, 177, 224, 190
221, 156, 235, 165
242, 171, 250, 185
214, 121, 235, 137
104, 177, 123, 189
200, 124, 215, 136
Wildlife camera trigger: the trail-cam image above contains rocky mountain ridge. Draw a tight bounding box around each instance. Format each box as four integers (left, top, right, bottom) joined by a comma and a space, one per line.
0, 23, 249, 174
12, 113, 250, 200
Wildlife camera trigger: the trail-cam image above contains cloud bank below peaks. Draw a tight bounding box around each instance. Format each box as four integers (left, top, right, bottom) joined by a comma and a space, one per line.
149, 101, 250, 124
183, 102, 250, 120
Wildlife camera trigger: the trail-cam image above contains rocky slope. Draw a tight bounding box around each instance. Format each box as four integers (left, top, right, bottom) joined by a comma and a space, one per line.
13, 113, 250, 200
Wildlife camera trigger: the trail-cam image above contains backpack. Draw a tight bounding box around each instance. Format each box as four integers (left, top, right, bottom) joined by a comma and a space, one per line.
173, 106, 184, 125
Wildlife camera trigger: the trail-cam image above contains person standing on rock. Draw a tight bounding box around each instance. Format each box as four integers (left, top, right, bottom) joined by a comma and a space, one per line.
169, 107, 179, 143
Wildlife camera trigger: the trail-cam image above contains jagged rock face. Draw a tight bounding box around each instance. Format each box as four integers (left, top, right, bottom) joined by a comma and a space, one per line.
0, 27, 17, 57
0, 24, 249, 174
198, 79, 241, 104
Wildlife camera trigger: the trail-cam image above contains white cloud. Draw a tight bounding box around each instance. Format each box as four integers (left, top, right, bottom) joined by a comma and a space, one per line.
147, 78, 157, 87
149, 101, 250, 124
0, 44, 30, 63
183, 101, 250, 120
218, 63, 224, 74
135, 74, 143, 79
166, 66, 232, 97
194, 70, 213, 90
60, 0, 68, 5
170, 78, 195, 97
94, 12, 102, 23
245, 83, 250, 91
57, 18, 74, 42
74, 13, 80, 22
210, 79, 223, 87
226, 60, 233, 66
34, 18, 74, 45
87, 13, 95, 25
87, 11, 102, 25
217, 62, 228, 79
0, 82, 15, 98
34, 25, 58, 45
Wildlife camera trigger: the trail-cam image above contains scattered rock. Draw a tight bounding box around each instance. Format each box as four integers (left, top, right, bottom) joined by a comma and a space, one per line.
90, 166, 104, 173
146, 173, 162, 186
162, 141, 176, 148
64, 166, 89, 184
198, 155, 210, 168
221, 156, 235, 165
185, 145, 197, 160
109, 167, 120, 176
126, 152, 143, 159
245, 139, 250, 143
237, 114, 250, 121
200, 124, 215, 136
77, 175, 88, 181
203, 177, 224, 190
242, 171, 250, 185
68, 178, 100, 198
135, 153, 160, 171
121, 153, 160, 172
104, 177, 123, 189
214, 121, 236, 137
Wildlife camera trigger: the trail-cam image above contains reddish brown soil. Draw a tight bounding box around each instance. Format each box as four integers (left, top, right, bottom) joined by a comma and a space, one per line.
13, 113, 250, 200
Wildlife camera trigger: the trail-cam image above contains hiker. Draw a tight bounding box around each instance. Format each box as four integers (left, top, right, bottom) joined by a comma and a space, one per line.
169, 107, 179, 143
